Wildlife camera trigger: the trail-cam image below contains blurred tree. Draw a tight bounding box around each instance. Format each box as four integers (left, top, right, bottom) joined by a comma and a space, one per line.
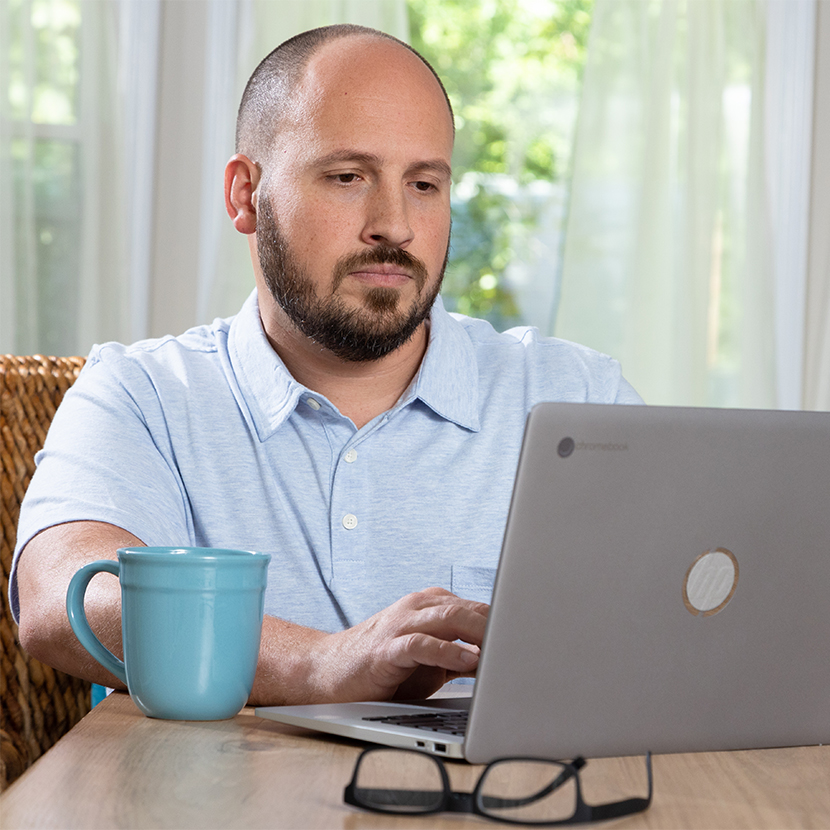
407, 0, 593, 329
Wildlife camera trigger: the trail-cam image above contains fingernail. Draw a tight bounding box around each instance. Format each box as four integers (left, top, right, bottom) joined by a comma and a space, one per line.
460, 649, 478, 666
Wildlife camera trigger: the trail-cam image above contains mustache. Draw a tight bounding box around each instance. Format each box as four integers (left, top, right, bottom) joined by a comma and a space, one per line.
331, 245, 430, 292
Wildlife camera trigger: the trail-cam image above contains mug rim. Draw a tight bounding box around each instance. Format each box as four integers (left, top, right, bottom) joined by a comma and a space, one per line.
117, 546, 270, 561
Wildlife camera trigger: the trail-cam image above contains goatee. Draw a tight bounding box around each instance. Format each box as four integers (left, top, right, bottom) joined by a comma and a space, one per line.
256, 196, 446, 362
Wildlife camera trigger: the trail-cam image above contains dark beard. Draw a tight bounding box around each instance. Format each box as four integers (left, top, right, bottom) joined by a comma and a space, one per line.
256, 196, 447, 362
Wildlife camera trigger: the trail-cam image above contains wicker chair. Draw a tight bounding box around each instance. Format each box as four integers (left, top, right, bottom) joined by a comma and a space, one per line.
1, 355, 91, 790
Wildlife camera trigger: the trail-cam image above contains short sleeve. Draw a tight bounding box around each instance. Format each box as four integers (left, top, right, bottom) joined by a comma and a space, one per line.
614, 375, 645, 405
10, 347, 193, 621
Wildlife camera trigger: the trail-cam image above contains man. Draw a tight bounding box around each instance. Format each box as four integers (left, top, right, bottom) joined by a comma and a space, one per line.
12, 25, 641, 706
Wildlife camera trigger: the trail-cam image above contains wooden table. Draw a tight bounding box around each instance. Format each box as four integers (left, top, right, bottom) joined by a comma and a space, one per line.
1, 691, 828, 829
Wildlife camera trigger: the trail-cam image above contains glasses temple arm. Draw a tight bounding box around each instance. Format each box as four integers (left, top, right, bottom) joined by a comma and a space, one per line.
479, 757, 587, 810
346, 785, 448, 808
579, 752, 654, 822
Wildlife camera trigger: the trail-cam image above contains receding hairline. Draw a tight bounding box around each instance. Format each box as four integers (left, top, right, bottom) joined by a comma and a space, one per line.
235, 24, 454, 165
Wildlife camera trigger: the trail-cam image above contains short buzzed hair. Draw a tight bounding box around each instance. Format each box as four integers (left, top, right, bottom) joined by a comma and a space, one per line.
235, 24, 454, 170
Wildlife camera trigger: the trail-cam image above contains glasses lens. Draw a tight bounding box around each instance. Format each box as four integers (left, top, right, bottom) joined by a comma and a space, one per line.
573, 754, 651, 807
352, 750, 445, 814
478, 760, 578, 823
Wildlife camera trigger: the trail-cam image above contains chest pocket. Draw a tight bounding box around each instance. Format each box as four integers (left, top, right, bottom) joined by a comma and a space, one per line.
451, 564, 497, 606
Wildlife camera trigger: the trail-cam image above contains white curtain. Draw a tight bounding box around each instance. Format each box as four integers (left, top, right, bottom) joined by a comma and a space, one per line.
142, 0, 410, 342
1, 0, 129, 356
554, 0, 820, 410
804, 0, 830, 411
0, 0, 408, 356
4, 0, 826, 414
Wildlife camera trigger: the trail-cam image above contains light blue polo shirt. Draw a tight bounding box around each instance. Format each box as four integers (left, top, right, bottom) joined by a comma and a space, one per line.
12, 291, 641, 629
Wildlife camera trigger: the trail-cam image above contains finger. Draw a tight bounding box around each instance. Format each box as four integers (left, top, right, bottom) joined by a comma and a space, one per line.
405, 602, 489, 647
409, 587, 491, 619
388, 632, 481, 674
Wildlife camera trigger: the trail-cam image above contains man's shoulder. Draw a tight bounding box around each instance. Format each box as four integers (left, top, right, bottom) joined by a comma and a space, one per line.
76, 317, 237, 407
447, 309, 616, 368
89, 320, 226, 364
84, 317, 232, 375
437, 306, 641, 405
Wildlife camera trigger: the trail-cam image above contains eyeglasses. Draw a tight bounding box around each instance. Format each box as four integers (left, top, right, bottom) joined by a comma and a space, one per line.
344, 747, 653, 825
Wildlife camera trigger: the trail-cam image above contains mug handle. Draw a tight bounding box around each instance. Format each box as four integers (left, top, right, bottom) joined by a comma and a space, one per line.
66, 560, 128, 685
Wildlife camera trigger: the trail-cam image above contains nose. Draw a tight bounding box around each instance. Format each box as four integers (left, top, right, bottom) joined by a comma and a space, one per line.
360, 182, 414, 249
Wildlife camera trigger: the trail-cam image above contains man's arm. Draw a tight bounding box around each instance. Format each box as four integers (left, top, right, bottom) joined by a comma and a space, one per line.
17, 521, 136, 689
17, 521, 487, 705
250, 587, 485, 705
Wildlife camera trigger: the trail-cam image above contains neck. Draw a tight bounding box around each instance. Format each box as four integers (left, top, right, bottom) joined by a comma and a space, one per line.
261, 302, 429, 430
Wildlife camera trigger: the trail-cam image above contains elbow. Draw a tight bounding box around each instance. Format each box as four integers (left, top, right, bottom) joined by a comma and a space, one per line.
17, 617, 44, 662
16, 596, 65, 669
15, 558, 73, 671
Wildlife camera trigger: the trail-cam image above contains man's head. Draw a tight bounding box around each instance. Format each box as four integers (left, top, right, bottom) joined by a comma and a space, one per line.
227, 26, 455, 362
235, 25, 454, 170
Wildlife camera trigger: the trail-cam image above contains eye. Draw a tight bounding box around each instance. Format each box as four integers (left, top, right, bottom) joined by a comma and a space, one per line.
412, 180, 438, 193
330, 172, 361, 184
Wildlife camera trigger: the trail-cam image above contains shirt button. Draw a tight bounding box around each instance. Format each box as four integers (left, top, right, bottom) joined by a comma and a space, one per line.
344, 448, 358, 463
306, 398, 321, 411
342, 514, 358, 530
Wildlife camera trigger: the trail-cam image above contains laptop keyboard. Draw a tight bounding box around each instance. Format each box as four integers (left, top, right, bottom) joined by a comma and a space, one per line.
361, 711, 469, 736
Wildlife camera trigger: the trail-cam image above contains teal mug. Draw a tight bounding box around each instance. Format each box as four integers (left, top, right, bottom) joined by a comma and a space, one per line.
67, 547, 271, 720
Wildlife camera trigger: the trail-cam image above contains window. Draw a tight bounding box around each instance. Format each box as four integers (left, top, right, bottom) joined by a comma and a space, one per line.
3, 0, 825, 409
408, 0, 593, 333
4, 0, 83, 354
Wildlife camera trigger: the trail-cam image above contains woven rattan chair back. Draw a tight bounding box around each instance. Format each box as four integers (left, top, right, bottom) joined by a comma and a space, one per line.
1, 355, 91, 790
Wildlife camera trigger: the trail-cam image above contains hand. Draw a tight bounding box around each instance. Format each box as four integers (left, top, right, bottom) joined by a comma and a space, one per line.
311, 587, 489, 702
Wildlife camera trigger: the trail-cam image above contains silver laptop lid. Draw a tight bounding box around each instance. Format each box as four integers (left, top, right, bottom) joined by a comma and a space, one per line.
465, 402, 830, 763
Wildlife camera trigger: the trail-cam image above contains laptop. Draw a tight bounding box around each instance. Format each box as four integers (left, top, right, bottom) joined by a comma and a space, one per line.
256, 402, 830, 763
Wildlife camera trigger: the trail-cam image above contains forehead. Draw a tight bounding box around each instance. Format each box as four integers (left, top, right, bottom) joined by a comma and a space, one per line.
275, 36, 454, 171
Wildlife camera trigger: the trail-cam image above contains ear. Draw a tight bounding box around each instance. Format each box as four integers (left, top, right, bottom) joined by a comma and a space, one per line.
224, 154, 260, 235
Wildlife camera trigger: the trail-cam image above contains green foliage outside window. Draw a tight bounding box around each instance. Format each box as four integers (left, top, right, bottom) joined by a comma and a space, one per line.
6, 0, 81, 124
5, 0, 594, 347
407, 0, 593, 329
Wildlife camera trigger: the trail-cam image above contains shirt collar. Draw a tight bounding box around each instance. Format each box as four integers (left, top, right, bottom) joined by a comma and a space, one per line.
228, 290, 481, 441
406, 296, 481, 432
228, 291, 304, 442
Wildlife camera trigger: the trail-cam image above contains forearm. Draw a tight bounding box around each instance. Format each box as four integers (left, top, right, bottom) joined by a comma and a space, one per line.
249, 588, 487, 707
16, 521, 139, 690
247, 616, 332, 706
16, 521, 333, 703
17, 523, 487, 708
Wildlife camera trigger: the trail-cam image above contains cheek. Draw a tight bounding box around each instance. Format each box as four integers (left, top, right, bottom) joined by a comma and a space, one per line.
279, 212, 369, 292
272, 203, 339, 268
421, 214, 452, 269
284, 196, 360, 252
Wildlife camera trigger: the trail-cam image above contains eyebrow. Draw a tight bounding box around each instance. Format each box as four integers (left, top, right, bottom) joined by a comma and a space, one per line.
311, 150, 452, 181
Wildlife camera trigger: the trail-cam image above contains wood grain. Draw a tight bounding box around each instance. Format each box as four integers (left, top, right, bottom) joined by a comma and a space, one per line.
1, 692, 828, 829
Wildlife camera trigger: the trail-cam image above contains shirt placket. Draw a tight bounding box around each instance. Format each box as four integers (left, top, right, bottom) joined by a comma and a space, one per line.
299, 395, 377, 604
328, 434, 371, 608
